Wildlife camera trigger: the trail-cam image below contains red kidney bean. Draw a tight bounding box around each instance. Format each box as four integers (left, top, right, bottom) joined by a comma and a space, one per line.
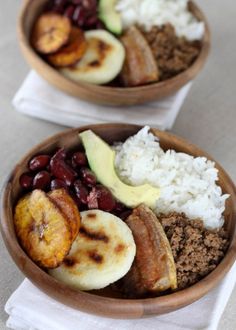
50, 158, 77, 186
95, 21, 105, 29
85, 15, 98, 27
80, 168, 96, 186
50, 179, 68, 191
52, 148, 67, 161
55, 0, 67, 5
29, 155, 51, 171
87, 187, 98, 209
72, 152, 87, 168
63, 5, 75, 19
96, 185, 116, 212
33, 171, 51, 190
53, 0, 68, 11
20, 173, 33, 189
51, 4, 66, 14
65, 159, 73, 168
73, 6, 86, 24
82, 0, 97, 10
71, 0, 83, 4
74, 180, 88, 204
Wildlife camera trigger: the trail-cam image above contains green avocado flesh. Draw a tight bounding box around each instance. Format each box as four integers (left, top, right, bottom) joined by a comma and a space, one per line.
79, 130, 160, 208
98, 0, 122, 35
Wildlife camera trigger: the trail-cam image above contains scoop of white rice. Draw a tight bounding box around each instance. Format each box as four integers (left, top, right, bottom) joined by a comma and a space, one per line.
116, 0, 205, 41
114, 126, 229, 229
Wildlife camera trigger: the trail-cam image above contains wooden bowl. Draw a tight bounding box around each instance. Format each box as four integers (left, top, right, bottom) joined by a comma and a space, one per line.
18, 1, 210, 106
1, 124, 235, 318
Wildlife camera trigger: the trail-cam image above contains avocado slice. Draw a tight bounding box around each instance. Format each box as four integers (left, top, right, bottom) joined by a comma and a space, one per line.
79, 130, 160, 208
98, 0, 122, 35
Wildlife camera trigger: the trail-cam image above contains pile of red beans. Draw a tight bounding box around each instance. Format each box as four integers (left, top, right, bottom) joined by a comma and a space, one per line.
20, 148, 131, 219
46, 0, 104, 30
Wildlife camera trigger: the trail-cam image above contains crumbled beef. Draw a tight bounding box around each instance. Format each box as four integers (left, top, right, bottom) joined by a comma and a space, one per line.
141, 24, 201, 81
159, 212, 229, 289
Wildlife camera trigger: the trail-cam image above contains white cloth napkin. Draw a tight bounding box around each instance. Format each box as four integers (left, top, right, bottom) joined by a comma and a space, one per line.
5, 262, 236, 330
13, 71, 192, 130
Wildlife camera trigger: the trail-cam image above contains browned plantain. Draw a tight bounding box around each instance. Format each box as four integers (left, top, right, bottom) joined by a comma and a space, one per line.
47, 27, 87, 67
120, 26, 159, 86
14, 190, 73, 268
48, 188, 80, 241
122, 204, 177, 297
31, 13, 71, 54
14, 194, 33, 251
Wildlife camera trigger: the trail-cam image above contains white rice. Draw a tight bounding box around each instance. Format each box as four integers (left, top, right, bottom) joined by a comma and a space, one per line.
116, 0, 205, 41
114, 127, 229, 229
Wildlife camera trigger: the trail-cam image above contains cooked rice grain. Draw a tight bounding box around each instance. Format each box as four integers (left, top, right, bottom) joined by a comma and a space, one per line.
114, 126, 229, 229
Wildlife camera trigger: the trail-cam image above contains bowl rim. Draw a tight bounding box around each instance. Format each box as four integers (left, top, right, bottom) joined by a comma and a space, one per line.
1, 123, 236, 318
17, 0, 211, 98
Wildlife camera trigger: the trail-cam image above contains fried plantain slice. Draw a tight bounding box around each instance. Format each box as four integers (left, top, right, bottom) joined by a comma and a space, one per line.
47, 27, 87, 67
122, 204, 177, 297
14, 190, 73, 268
120, 26, 159, 86
31, 13, 71, 54
48, 189, 80, 241
14, 194, 33, 248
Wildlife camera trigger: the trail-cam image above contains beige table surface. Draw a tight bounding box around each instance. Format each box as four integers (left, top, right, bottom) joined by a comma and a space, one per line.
0, 0, 236, 329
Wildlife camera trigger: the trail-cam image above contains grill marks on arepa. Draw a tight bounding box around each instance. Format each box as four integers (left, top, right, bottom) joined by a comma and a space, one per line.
49, 210, 136, 290
79, 224, 109, 244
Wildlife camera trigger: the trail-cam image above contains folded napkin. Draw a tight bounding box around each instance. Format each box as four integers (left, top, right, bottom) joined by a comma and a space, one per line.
5, 262, 236, 330
13, 71, 192, 130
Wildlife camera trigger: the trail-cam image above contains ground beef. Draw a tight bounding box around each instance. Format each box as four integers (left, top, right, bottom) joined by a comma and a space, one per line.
159, 212, 229, 289
141, 24, 201, 81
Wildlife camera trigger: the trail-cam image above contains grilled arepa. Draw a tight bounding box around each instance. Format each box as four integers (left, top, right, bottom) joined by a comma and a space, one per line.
49, 210, 136, 290
48, 189, 80, 241
14, 190, 73, 268
122, 204, 177, 297
60, 30, 125, 84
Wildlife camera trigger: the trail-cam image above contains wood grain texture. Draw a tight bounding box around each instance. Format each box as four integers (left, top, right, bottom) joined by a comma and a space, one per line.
17, 0, 211, 106
1, 124, 236, 319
